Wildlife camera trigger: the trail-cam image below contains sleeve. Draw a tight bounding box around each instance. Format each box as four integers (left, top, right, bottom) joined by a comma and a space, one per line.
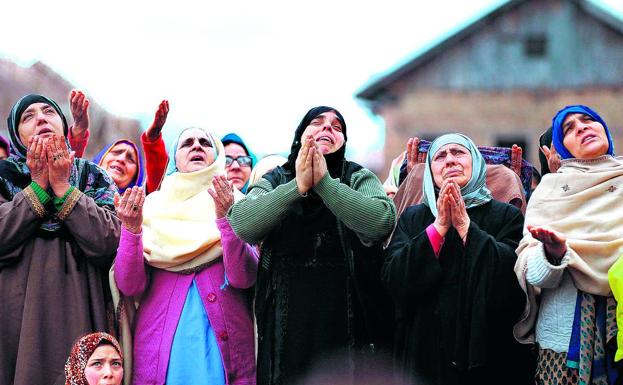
141, 132, 168, 194
462, 203, 525, 312
0, 186, 46, 259
217, 217, 259, 289
113, 227, 148, 297
382, 206, 443, 308
313, 168, 396, 243
525, 243, 570, 288
58, 189, 121, 266
68, 126, 90, 158
227, 177, 302, 244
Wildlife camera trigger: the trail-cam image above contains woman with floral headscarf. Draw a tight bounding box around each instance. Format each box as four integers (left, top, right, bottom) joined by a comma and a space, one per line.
228, 106, 396, 384
383, 133, 533, 385
112, 127, 258, 385
0, 95, 120, 385
515, 105, 623, 385
65, 332, 124, 385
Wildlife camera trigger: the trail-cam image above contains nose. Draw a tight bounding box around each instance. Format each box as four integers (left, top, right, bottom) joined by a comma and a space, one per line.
102, 364, 113, 378
35, 110, 48, 124
190, 139, 203, 151
228, 159, 241, 169
444, 153, 457, 165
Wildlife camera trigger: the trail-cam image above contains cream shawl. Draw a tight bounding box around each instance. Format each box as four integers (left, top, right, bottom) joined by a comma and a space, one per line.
141, 136, 245, 271
514, 155, 623, 343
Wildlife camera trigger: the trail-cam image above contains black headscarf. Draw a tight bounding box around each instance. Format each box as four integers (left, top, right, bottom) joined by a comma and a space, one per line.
538, 126, 553, 176
283, 106, 347, 178
7, 94, 69, 158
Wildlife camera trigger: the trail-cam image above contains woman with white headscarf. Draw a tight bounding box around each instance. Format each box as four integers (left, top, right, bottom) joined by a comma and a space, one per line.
112, 127, 258, 385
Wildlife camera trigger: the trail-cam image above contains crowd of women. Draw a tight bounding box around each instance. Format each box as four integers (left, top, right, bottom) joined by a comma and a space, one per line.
0, 90, 621, 385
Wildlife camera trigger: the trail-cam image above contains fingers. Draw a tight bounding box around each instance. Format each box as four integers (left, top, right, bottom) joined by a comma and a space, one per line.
540, 145, 551, 159
119, 188, 131, 212
114, 192, 121, 209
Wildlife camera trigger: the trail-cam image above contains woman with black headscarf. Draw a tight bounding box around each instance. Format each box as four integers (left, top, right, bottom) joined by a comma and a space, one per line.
228, 106, 396, 385
0, 95, 120, 385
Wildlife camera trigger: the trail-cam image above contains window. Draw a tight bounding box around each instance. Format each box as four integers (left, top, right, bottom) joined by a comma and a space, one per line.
523, 35, 547, 58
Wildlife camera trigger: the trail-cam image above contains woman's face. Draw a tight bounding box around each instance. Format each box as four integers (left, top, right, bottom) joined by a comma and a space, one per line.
430, 143, 473, 188
0, 147, 7, 160
174, 128, 216, 173
101, 142, 138, 190
17, 102, 65, 145
301, 111, 345, 155
561, 113, 610, 159
84, 345, 123, 385
224, 143, 252, 190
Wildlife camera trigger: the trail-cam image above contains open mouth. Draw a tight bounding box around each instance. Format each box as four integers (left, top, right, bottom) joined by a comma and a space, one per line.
581, 134, 597, 144
316, 135, 334, 144
37, 127, 53, 135
190, 154, 205, 162
108, 165, 125, 175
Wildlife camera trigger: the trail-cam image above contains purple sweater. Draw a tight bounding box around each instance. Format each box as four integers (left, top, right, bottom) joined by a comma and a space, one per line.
114, 218, 258, 385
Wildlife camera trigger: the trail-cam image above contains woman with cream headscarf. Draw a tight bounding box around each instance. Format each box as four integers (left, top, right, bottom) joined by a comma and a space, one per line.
515, 105, 623, 385
112, 127, 258, 385
383, 133, 533, 385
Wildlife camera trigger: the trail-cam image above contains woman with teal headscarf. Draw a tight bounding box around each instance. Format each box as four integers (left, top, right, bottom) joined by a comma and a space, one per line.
383, 133, 533, 385
0, 94, 120, 385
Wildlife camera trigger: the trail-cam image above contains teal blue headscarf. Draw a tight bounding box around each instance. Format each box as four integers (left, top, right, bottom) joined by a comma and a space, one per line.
422, 133, 492, 217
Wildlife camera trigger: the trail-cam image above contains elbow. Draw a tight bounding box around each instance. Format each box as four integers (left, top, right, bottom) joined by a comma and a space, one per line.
114, 269, 147, 297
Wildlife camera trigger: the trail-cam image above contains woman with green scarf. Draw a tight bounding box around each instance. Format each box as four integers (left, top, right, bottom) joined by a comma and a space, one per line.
383, 133, 533, 385
0, 94, 120, 385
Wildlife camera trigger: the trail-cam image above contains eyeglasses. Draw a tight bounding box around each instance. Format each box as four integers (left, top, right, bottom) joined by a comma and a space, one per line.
225, 155, 252, 167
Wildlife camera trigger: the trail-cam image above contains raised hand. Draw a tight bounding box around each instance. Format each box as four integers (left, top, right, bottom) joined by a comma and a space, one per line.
69, 90, 90, 137
446, 181, 470, 242
527, 225, 567, 262
26, 136, 50, 190
311, 140, 328, 186
511, 144, 523, 176
541, 144, 561, 173
46, 135, 74, 198
406, 137, 420, 174
114, 186, 145, 234
295, 136, 314, 195
433, 180, 452, 237
145, 100, 170, 141
208, 175, 234, 218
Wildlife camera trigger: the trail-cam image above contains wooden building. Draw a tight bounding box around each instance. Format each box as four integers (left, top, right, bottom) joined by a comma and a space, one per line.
357, 0, 623, 170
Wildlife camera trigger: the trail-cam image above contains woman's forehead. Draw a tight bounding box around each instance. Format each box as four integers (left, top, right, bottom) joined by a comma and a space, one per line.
434, 143, 469, 154
178, 128, 209, 143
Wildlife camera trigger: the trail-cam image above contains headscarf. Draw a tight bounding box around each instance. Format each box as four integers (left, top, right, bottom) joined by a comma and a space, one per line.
422, 133, 492, 217
221, 132, 256, 193
248, 154, 287, 186
552, 105, 615, 160
538, 127, 553, 175
93, 140, 145, 193
142, 127, 242, 272
283, 106, 347, 179
0, 134, 9, 156
64, 332, 122, 385
6, 94, 69, 158
165, 127, 217, 176
0, 95, 117, 233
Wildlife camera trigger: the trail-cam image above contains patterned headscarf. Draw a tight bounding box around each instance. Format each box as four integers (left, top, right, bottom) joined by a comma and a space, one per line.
93, 139, 145, 193
0, 94, 117, 232
552, 105, 615, 160
422, 133, 492, 217
64, 332, 123, 385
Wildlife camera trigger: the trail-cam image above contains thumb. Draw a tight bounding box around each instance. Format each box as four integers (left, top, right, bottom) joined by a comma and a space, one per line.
540, 145, 551, 159
114, 193, 120, 208
69, 151, 75, 163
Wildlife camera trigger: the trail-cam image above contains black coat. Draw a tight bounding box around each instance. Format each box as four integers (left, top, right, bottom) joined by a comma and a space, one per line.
383, 200, 534, 385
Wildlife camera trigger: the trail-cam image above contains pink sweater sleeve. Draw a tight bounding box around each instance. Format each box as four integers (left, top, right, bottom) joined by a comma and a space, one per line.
217, 217, 259, 289
114, 227, 148, 296
426, 224, 444, 257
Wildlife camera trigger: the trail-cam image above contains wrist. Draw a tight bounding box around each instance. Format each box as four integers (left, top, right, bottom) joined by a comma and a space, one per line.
124, 224, 142, 234
433, 222, 448, 237
52, 183, 71, 198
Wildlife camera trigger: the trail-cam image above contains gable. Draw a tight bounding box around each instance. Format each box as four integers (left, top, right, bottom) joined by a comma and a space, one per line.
358, 0, 623, 100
